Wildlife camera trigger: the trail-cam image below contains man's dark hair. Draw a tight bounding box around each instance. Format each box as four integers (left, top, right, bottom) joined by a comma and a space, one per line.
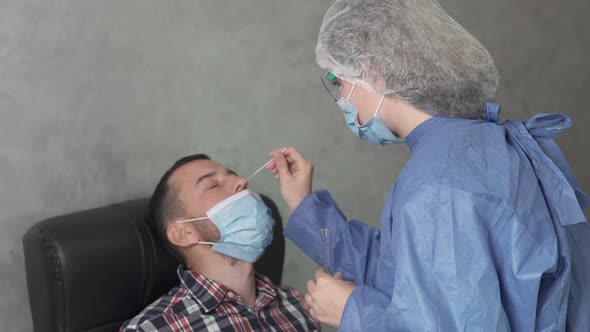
148, 154, 211, 264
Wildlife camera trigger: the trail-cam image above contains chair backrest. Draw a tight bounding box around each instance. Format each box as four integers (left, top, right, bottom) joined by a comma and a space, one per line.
23, 195, 285, 332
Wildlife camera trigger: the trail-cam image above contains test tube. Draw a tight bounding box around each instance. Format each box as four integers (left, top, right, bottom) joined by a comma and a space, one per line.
320, 227, 332, 274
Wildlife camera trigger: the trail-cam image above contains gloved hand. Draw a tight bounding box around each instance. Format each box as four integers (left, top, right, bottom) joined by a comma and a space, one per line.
266, 147, 313, 211
306, 269, 355, 328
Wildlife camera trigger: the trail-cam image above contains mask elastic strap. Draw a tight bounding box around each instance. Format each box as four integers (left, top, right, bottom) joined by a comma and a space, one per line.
346, 84, 356, 100
176, 216, 209, 224
198, 242, 215, 245
373, 95, 385, 117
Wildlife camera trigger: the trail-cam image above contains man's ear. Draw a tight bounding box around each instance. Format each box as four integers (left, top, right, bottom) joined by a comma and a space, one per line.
167, 222, 201, 248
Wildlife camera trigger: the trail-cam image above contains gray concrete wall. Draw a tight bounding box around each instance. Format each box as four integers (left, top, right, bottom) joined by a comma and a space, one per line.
1, 0, 588, 330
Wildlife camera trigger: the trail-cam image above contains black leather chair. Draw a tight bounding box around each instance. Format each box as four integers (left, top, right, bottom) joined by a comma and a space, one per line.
23, 195, 285, 332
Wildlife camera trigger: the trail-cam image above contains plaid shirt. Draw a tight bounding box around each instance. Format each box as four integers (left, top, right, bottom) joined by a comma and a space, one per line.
120, 266, 319, 332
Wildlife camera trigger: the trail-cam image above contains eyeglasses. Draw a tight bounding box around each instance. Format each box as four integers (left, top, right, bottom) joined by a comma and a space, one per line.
321, 71, 342, 102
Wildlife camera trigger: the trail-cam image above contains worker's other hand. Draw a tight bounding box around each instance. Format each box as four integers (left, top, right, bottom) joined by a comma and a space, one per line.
305, 269, 355, 328
267, 147, 313, 211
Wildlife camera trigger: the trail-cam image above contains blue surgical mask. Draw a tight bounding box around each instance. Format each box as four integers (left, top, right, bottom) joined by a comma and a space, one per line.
176, 190, 275, 263
337, 85, 404, 145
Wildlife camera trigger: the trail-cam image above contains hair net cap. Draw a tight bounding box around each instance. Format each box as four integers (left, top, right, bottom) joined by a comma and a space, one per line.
316, 0, 500, 118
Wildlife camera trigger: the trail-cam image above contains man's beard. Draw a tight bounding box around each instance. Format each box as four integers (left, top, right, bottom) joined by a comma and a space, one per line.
198, 223, 241, 266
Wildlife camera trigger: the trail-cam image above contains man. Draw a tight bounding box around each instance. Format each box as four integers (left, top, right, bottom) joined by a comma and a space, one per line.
120, 154, 319, 332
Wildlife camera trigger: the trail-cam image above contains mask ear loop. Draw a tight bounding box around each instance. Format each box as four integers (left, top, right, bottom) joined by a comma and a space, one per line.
174, 217, 217, 245
373, 95, 385, 117
176, 216, 209, 224
346, 84, 356, 100
373, 95, 402, 140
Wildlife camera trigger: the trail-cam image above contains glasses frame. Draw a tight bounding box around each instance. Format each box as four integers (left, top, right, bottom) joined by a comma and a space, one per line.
321, 71, 342, 102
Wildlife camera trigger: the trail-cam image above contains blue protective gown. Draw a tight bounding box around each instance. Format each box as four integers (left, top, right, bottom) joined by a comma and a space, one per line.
284, 105, 590, 331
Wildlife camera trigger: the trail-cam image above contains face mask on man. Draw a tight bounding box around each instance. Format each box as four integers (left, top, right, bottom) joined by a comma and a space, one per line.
176, 189, 275, 263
